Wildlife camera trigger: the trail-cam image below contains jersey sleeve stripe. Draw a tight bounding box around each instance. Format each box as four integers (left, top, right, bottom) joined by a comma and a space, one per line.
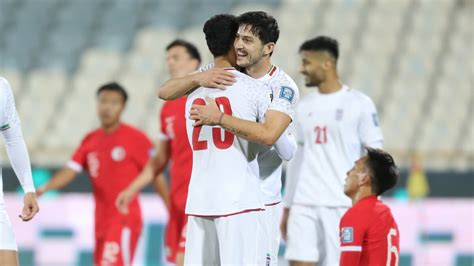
341, 246, 362, 252
67, 160, 83, 172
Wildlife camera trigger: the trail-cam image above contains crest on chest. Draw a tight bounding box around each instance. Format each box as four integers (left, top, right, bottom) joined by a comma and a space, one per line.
335, 108, 344, 121
111, 146, 126, 161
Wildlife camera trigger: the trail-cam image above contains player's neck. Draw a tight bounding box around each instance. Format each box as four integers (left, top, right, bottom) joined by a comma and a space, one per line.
352, 189, 374, 205
214, 56, 235, 69
102, 121, 121, 134
318, 78, 343, 94
245, 58, 272, 79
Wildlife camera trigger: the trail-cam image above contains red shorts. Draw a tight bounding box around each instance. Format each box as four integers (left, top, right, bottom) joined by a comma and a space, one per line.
94, 223, 141, 266
165, 205, 188, 263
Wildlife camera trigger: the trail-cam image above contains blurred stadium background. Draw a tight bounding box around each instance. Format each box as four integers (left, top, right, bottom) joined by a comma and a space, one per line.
0, 0, 472, 265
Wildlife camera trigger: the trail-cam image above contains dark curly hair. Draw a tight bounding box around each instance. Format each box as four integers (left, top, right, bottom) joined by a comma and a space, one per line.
203, 14, 238, 57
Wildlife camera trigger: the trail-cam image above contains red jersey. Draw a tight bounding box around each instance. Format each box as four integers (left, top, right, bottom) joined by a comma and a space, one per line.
339, 195, 400, 266
68, 123, 153, 237
159, 97, 193, 212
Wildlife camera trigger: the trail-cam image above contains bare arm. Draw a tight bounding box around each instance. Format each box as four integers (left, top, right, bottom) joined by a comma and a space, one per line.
158, 68, 236, 100
190, 97, 291, 146
153, 174, 170, 209
116, 140, 170, 213
37, 167, 78, 195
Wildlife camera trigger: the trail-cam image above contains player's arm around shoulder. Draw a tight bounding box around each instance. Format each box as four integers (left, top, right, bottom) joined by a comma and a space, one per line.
157, 68, 236, 100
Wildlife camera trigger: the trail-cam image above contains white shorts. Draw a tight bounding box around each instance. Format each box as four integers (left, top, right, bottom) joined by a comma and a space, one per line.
263, 203, 282, 266
284, 205, 347, 265
0, 210, 18, 251
184, 210, 268, 265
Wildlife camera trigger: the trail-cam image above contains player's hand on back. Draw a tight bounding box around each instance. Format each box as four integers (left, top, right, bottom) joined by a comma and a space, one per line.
190, 97, 223, 127
19, 192, 39, 222
116, 189, 134, 214
197, 68, 236, 89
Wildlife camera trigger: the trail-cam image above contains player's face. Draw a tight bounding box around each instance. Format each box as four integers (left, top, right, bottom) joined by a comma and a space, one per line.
299, 51, 327, 87
97, 91, 125, 127
344, 157, 368, 196
234, 25, 267, 68
166, 46, 199, 78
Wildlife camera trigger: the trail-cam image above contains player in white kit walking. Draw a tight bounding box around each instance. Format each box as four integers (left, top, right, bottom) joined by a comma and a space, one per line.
281, 36, 384, 266
0, 77, 39, 266
183, 14, 272, 265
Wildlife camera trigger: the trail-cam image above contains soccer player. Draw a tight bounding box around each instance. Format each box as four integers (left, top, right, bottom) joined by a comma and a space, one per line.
160, 12, 299, 264
340, 147, 399, 266
38, 83, 153, 266
0, 77, 39, 266
115, 39, 201, 266
183, 14, 274, 265
281, 36, 384, 266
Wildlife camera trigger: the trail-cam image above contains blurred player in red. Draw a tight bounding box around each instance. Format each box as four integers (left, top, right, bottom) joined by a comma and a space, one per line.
340, 147, 400, 266
38, 83, 153, 266
115, 39, 201, 266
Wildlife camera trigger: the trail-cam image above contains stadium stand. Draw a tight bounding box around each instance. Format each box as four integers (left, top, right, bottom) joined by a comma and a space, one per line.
0, 0, 472, 170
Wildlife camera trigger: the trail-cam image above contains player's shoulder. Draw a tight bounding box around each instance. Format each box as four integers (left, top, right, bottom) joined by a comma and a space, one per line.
0, 77, 12, 95
121, 123, 150, 140
345, 86, 376, 105
275, 67, 298, 87
81, 128, 102, 144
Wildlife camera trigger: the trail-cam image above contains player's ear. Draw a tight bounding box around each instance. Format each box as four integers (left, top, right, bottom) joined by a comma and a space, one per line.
263, 42, 275, 57
359, 173, 371, 186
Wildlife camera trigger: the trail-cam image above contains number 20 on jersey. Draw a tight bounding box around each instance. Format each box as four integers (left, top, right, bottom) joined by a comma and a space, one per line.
192, 97, 234, 150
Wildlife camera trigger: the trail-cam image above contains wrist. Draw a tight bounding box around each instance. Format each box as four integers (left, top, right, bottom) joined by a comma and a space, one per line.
217, 112, 225, 125
193, 72, 204, 87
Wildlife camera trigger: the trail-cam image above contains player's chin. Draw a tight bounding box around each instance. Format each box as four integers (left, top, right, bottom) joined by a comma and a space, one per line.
236, 57, 249, 67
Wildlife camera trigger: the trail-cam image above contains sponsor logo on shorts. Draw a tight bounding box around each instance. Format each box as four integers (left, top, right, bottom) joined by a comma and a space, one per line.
266, 253, 271, 266
341, 227, 354, 243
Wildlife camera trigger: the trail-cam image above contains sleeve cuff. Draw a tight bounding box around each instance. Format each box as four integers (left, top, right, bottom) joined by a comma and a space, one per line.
66, 160, 83, 172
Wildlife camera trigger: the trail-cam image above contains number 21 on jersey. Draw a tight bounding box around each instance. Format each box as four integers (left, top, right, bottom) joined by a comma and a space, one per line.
192, 97, 234, 150
314, 125, 327, 144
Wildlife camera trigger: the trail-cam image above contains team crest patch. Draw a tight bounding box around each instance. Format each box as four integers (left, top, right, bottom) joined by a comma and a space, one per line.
279, 86, 295, 102
372, 113, 380, 127
335, 109, 344, 121
341, 227, 354, 243
111, 146, 126, 161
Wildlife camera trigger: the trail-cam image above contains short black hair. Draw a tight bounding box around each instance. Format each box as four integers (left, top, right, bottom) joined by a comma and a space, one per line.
203, 14, 238, 57
96, 82, 128, 104
299, 36, 339, 60
364, 147, 398, 195
166, 39, 201, 64
237, 11, 280, 44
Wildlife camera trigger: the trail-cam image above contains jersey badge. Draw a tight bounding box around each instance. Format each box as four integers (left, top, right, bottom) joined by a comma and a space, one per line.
372, 113, 380, 127
111, 146, 126, 161
341, 227, 354, 243
335, 109, 344, 121
279, 86, 295, 102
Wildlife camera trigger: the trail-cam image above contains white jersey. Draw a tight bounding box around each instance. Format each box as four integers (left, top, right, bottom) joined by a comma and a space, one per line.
185, 68, 272, 216
0, 77, 35, 211
285, 86, 383, 207
257, 66, 299, 205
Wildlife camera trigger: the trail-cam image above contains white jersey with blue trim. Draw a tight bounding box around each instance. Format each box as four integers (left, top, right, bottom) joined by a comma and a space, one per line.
185, 68, 273, 216
257, 66, 299, 205
285, 86, 384, 207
